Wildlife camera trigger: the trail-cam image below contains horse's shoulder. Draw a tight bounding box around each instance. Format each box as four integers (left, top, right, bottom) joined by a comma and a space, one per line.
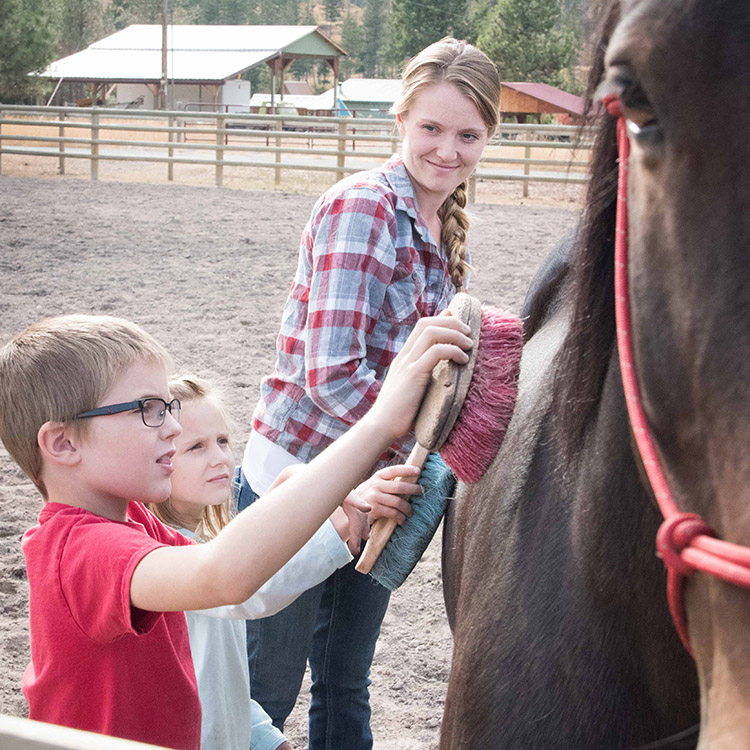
521, 229, 575, 341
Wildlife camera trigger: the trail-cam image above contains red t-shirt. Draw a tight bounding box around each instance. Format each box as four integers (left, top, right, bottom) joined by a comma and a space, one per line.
22, 501, 201, 750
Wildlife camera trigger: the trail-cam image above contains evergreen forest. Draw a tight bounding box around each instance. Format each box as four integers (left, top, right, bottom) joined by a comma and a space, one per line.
0, 0, 592, 103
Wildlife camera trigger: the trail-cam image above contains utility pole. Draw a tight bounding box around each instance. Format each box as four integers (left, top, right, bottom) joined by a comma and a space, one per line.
161, 0, 169, 109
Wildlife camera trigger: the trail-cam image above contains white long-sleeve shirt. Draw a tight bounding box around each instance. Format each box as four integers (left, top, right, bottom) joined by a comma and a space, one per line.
180, 519, 352, 750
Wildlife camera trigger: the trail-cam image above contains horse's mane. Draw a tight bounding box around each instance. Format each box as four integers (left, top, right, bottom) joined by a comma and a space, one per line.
553, 0, 622, 453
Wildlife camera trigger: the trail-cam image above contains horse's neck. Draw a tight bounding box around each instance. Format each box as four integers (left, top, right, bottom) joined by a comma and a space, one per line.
520, 229, 574, 341
443, 300, 570, 624
442, 326, 699, 746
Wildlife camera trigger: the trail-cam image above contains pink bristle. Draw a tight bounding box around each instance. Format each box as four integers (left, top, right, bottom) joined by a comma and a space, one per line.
440, 307, 523, 483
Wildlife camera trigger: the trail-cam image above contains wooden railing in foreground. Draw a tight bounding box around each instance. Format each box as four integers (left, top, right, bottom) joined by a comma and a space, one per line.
0, 104, 593, 199
0, 714, 168, 750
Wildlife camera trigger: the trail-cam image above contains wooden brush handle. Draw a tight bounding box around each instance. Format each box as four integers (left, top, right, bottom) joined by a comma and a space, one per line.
355, 442, 430, 575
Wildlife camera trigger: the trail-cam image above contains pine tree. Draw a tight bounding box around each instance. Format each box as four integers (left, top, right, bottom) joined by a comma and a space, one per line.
0, 0, 58, 102
188, 0, 249, 24
361, 0, 386, 77
465, 0, 494, 43
57, 0, 109, 56
323, 0, 343, 23
340, 9, 365, 77
476, 0, 577, 87
111, 0, 162, 27
252, 0, 299, 24
388, 0, 469, 66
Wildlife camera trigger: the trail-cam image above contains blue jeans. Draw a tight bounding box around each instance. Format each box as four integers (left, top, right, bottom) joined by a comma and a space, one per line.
235, 468, 391, 750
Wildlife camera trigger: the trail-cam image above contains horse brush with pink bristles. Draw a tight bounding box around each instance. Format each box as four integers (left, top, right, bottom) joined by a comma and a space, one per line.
355, 292, 523, 589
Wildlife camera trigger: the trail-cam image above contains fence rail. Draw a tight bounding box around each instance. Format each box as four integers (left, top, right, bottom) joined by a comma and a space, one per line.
0, 104, 593, 198
0, 714, 167, 749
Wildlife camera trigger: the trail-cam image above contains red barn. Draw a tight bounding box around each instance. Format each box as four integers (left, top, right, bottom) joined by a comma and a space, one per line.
500, 82, 594, 125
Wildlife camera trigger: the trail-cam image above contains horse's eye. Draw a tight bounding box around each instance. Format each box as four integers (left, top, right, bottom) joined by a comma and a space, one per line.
602, 69, 663, 147
627, 118, 663, 147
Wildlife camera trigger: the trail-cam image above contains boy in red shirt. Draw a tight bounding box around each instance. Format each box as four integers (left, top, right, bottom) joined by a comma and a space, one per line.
0, 313, 470, 749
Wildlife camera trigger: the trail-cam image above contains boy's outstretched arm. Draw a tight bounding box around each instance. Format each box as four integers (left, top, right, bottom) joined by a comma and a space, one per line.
130, 314, 472, 613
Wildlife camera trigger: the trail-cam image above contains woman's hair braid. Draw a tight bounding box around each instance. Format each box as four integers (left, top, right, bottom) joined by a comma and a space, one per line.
438, 180, 471, 291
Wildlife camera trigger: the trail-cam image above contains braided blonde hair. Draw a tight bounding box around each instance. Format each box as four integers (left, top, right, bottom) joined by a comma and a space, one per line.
392, 38, 500, 290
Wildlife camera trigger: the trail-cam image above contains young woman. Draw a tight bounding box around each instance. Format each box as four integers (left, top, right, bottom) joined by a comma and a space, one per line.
236, 37, 501, 749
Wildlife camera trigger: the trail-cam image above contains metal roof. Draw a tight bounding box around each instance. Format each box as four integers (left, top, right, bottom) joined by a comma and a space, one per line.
501, 82, 587, 117
337, 78, 402, 103
249, 92, 332, 110
36, 25, 344, 84
284, 80, 313, 95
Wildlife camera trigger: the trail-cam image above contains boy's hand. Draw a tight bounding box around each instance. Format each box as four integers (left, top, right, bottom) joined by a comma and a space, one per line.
366, 313, 473, 440
356, 464, 420, 527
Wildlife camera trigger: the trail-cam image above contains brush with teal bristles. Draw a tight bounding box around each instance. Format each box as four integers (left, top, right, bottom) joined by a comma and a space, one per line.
355, 292, 523, 590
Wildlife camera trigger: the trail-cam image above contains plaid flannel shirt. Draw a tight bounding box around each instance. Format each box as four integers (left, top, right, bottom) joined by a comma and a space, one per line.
251, 155, 459, 464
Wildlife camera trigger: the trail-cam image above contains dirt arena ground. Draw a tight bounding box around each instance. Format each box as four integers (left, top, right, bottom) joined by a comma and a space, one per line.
0, 169, 578, 749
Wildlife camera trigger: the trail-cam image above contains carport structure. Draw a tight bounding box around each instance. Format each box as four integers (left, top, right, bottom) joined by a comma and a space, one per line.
37, 24, 346, 110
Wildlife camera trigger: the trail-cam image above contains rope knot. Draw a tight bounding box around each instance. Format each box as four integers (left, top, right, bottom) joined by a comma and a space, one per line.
602, 94, 623, 118
656, 513, 715, 575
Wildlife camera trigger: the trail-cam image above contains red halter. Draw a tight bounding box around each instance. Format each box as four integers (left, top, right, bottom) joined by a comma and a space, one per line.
603, 94, 750, 654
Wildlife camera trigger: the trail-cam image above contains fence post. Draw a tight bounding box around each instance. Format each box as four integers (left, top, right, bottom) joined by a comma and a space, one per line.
90, 109, 99, 181
468, 173, 476, 205
168, 114, 174, 182
58, 111, 66, 175
274, 119, 282, 186
216, 114, 224, 187
523, 145, 531, 198
336, 119, 347, 183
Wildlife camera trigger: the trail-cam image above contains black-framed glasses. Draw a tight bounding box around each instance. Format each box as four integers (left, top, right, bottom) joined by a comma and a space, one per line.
75, 398, 181, 428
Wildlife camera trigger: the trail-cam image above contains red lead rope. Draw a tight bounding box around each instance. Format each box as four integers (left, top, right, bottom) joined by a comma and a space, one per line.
603, 94, 750, 655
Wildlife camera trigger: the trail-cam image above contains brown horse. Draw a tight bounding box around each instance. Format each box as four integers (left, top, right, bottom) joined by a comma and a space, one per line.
442, 1, 750, 747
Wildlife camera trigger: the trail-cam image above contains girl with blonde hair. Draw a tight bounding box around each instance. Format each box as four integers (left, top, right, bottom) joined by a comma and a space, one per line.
148, 375, 354, 750
236, 37, 500, 749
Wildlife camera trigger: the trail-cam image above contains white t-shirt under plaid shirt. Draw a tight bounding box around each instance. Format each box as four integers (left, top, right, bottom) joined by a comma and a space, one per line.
250, 154, 459, 467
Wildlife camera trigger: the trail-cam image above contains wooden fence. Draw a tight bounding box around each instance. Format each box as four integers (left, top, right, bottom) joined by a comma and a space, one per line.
0, 104, 593, 199
0, 714, 167, 750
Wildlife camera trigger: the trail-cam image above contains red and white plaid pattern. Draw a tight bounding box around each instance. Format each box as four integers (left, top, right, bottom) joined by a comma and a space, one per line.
251, 156, 459, 464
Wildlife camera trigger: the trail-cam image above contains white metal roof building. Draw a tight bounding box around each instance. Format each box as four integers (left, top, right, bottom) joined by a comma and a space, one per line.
249, 92, 333, 112
244, 78, 402, 118
36, 24, 346, 109
304, 78, 401, 117
337, 78, 402, 106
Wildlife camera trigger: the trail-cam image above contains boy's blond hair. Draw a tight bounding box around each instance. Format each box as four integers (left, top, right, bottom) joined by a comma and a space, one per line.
0, 314, 172, 498
147, 374, 234, 541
